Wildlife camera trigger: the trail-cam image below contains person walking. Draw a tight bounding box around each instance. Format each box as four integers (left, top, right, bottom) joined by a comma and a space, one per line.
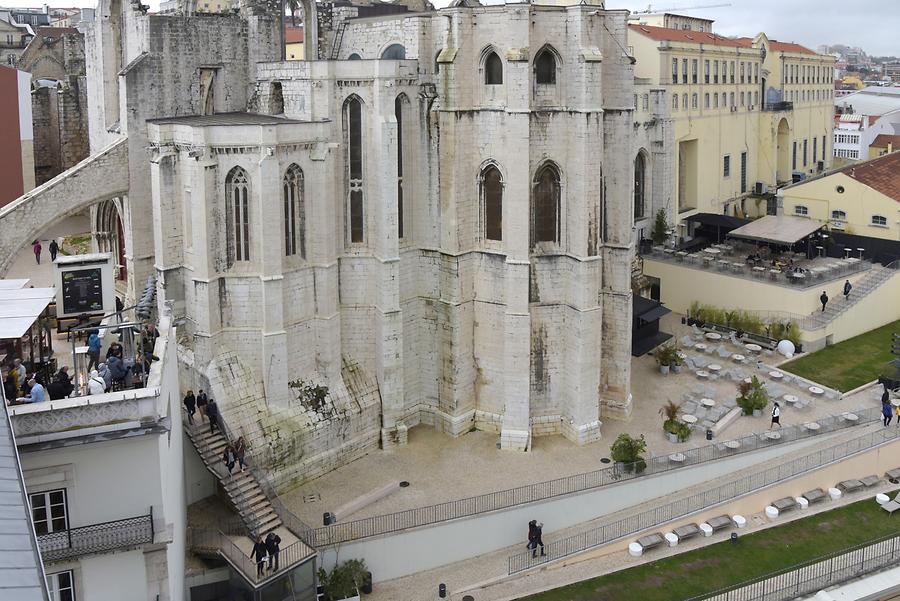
222, 444, 236, 475
32, 240, 42, 264
894, 402, 900, 427
49, 239, 59, 262
527, 520, 545, 558
843, 279, 852, 301
820, 291, 829, 312
883, 398, 893, 427
206, 398, 220, 434
770, 402, 781, 429
196, 389, 208, 420
265, 531, 281, 572
87, 330, 102, 371
251, 536, 268, 578
234, 436, 248, 472
183, 389, 196, 424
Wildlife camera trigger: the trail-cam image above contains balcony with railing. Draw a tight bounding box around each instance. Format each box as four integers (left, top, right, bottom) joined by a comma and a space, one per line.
763, 101, 793, 112
38, 512, 154, 563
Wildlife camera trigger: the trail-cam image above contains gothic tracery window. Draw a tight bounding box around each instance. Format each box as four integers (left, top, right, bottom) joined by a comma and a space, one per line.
283, 164, 305, 258
395, 95, 406, 239
481, 164, 503, 241
532, 163, 561, 246
634, 153, 646, 221
344, 96, 365, 244
225, 166, 250, 264
485, 51, 503, 85
535, 48, 557, 85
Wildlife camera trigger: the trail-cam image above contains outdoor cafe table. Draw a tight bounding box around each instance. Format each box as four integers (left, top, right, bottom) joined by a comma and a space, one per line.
704, 248, 722, 255
705, 332, 722, 341
708, 364, 722, 373
732, 354, 745, 362
700, 398, 716, 408
724, 440, 741, 450
843, 413, 859, 423
752, 266, 766, 275
805, 422, 821, 433
745, 343, 762, 353
783, 394, 799, 405
769, 371, 784, 380
764, 431, 782, 441
808, 386, 825, 396
682, 414, 698, 424
668, 453, 686, 463
696, 370, 710, 380
694, 343, 708, 351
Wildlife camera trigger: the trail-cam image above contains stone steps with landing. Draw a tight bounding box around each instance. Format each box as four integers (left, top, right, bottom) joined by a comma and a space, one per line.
803, 265, 897, 329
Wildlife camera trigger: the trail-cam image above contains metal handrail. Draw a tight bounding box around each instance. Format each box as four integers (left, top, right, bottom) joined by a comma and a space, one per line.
507, 426, 900, 574
685, 530, 900, 601
38, 512, 154, 562
299, 406, 882, 548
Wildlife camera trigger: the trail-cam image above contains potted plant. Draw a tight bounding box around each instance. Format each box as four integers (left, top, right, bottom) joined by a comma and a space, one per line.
317, 559, 368, 601
737, 375, 769, 417
610, 433, 647, 473
655, 343, 680, 375
659, 401, 692, 443
651, 208, 671, 246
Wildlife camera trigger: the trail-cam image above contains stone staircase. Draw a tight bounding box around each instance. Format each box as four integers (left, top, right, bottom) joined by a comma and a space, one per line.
803, 263, 899, 330
184, 418, 282, 537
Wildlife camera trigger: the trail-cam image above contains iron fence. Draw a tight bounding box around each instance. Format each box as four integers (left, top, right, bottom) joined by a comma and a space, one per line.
38, 512, 154, 562
507, 426, 900, 574
685, 531, 900, 601
297, 406, 881, 547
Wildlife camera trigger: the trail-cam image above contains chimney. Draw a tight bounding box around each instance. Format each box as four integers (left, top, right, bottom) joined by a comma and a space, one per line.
43, 4, 49, 14
850, 168, 856, 177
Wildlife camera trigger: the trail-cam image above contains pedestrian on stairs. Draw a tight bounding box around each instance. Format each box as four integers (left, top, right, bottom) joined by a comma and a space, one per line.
265, 531, 281, 571
251, 535, 268, 578
234, 436, 247, 472
843, 279, 852, 301
196, 389, 208, 420
882, 399, 893, 427
222, 444, 236, 475
820, 291, 829, 312
183, 390, 196, 424
206, 398, 220, 434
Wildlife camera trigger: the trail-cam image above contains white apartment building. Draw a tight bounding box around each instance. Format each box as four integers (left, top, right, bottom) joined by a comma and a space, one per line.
834, 86, 900, 162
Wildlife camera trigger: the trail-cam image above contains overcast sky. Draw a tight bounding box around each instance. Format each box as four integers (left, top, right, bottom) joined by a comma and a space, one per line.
27, 0, 900, 57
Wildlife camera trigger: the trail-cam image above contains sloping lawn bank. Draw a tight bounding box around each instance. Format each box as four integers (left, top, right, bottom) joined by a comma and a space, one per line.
780, 319, 900, 392
518, 492, 899, 601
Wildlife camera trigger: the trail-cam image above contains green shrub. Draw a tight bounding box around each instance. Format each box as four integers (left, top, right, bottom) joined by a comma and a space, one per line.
736, 375, 769, 416
651, 209, 670, 245
318, 559, 367, 601
611, 433, 648, 473
655, 343, 681, 367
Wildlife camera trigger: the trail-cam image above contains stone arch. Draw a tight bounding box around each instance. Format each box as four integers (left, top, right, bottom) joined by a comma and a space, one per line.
94, 198, 127, 280
479, 45, 503, 85
478, 159, 505, 242
533, 44, 561, 85
776, 117, 791, 183
381, 44, 406, 60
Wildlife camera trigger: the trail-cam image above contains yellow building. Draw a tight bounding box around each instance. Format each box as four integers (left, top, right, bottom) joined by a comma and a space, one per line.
869, 134, 900, 159
285, 25, 304, 61
780, 151, 900, 241
629, 16, 835, 235
195, 0, 231, 13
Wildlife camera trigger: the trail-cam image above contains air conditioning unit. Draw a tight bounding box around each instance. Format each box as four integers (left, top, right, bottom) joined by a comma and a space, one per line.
831, 220, 845, 230
754, 182, 768, 195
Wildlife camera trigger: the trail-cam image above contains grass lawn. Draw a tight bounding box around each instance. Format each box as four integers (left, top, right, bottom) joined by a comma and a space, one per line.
518, 492, 900, 601
779, 319, 900, 392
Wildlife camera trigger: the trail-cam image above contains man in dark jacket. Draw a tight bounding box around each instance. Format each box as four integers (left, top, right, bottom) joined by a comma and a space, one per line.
843, 279, 852, 301
107, 354, 127, 389
250, 536, 268, 577
49, 239, 59, 261
265, 532, 281, 571
183, 390, 196, 424
820, 291, 829, 312
527, 520, 545, 558
206, 398, 220, 434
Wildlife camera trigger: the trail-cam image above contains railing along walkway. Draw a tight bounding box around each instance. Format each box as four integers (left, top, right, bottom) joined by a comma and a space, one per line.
686, 530, 900, 601
39, 512, 154, 562
507, 426, 900, 574
295, 406, 881, 548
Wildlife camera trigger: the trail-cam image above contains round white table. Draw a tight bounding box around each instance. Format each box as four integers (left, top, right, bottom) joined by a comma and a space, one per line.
694, 343, 707, 351
808, 386, 825, 396
665, 532, 679, 547
668, 453, 686, 463
844, 413, 859, 423
705, 332, 722, 341
732, 354, 745, 362
805, 422, 821, 432
783, 394, 799, 405
829, 487, 842, 500
765, 431, 782, 441
708, 364, 722, 372
745, 343, 762, 353
797, 497, 809, 510
733, 515, 746, 528
753, 266, 766, 275
877, 493, 891, 505
769, 371, 784, 380
765, 506, 779, 520
628, 542, 643, 557
696, 370, 710, 380
699, 523, 713, 537
724, 440, 741, 450
700, 398, 716, 408
682, 414, 698, 424
704, 248, 722, 255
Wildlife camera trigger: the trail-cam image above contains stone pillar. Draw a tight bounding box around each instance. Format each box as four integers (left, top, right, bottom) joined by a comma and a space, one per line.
255, 144, 290, 409
189, 155, 218, 375
500, 259, 530, 450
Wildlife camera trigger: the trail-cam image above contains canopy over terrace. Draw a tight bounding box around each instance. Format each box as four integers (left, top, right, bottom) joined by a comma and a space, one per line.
726, 215, 825, 247
0, 286, 55, 340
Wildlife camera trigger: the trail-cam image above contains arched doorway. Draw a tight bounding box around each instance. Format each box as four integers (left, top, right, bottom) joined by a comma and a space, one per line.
776, 118, 791, 184
95, 198, 127, 282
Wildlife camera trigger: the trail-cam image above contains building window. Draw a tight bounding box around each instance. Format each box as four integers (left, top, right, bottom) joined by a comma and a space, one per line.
47, 570, 75, 601
822, 135, 826, 161
803, 138, 808, 167
705, 59, 710, 83
792, 141, 797, 170
740, 91, 745, 106
672, 58, 678, 84
642, 94, 649, 110
754, 62, 759, 83
740, 61, 745, 83
714, 60, 719, 83
872, 215, 888, 227
634, 153, 646, 221
692, 58, 698, 83
535, 48, 557, 85
691, 93, 697, 109
225, 166, 251, 264
30, 489, 67, 535
730, 60, 735, 83
672, 93, 678, 110
754, 91, 758, 106
729, 92, 734, 107
484, 51, 503, 85
794, 205, 809, 216
532, 163, 561, 244
704, 93, 710, 108
831, 210, 846, 221
714, 93, 719, 108
395, 95, 406, 239
723, 154, 730, 178
481, 164, 503, 241
344, 96, 365, 243
283, 164, 305, 258
812, 137, 817, 164
381, 44, 406, 59
682, 58, 688, 84
740, 151, 748, 193
683, 94, 688, 110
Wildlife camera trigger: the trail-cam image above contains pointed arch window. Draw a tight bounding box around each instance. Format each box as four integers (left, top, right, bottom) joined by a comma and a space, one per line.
395, 95, 406, 239
532, 164, 561, 245
344, 96, 365, 243
634, 153, 646, 221
481, 164, 503, 241
535, 48, 557, 85
225, 166, 251, 264
485, 51, 503, 85
283, 164, 305, 258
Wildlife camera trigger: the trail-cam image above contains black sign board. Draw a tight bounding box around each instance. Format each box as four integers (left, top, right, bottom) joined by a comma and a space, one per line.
61, 268, 104, 315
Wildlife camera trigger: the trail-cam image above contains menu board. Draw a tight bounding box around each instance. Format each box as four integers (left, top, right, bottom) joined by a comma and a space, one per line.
61, 268, 104, 315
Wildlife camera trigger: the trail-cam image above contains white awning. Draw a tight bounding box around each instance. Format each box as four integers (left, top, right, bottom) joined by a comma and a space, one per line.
727, 215, 825, 246
0, 279, 29, 290
0, 286, 56, 339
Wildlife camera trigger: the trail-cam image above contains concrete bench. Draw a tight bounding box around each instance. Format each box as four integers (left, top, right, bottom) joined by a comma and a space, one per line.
673, 523, 701, 541
772, 497, 798, 513
710, 407, 742, 438
802, 488, 826, 504
707, 515, 733, 531
885, 468, 900, 481
836, 479, 864, 494
860, 475, 881, 488
636, 532, 666, 551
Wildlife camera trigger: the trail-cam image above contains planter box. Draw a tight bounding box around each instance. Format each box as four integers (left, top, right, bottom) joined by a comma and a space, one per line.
672, 364, 682, 374
666, 432, 679, 444
659, 365, 670, 375
752, 409, 762, 418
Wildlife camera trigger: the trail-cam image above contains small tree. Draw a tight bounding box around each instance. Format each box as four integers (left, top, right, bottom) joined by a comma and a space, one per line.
737, 375, 769, 416
610, 433, 648, 473
318, 559, 368, 600
655, 343, 682, 367
650, 208, 670, 245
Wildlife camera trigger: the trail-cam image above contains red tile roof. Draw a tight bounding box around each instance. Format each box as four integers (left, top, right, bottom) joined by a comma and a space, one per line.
628, 24, 744, 48
871, 134, 900, 149
839, 152, 900, 203
736, 39, 818, 56
36, 27, 78, 37
284, 26, 303, 44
